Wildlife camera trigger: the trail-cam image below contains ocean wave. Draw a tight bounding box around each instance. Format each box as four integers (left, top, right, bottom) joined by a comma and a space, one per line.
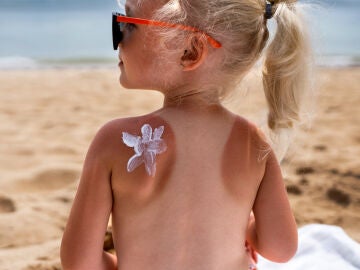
0, 56, 118, 70
316, 55, 360, 68
0, 56, 39, 70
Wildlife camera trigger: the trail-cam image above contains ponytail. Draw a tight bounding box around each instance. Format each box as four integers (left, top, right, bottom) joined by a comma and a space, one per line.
262, 1, 313, 159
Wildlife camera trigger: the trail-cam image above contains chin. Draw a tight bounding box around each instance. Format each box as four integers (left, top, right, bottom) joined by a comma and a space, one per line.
119, 77, 146, 90
119, 77, 131, 89
119, 74, 136, 89
119, 75, 160, 91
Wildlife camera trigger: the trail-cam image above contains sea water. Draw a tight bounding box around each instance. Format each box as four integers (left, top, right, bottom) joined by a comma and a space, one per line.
310, 0, 360, 66
0, 0, 120, 69
0, 0, 359, 69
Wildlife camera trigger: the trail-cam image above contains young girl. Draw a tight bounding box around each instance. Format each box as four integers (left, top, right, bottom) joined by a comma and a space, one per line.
61, 0, 312, 269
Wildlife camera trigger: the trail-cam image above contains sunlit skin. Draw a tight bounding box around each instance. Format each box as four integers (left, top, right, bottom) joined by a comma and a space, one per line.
60, 0, 298, 269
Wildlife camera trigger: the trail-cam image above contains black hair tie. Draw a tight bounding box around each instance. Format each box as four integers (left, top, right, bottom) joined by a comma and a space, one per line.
265, 1, 274, 20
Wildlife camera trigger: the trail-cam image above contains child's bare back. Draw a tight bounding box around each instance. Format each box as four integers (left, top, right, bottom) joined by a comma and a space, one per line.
61, 103, 297, 270
110, 105, 266, 269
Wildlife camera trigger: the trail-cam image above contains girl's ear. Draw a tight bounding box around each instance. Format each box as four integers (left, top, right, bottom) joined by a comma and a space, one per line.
180, 34, 208, 71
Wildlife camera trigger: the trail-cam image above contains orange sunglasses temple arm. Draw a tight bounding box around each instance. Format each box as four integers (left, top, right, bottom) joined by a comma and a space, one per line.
116, 16, 222, 48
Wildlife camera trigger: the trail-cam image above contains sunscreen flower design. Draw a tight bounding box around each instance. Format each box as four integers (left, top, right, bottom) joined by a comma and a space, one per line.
122, 124, 167, 176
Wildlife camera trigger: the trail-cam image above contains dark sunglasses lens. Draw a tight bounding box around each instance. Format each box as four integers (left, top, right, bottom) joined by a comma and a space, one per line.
112, 15, 123, 50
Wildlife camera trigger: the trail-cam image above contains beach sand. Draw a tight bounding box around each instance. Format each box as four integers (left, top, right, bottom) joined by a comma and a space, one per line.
0, 67, 359, 269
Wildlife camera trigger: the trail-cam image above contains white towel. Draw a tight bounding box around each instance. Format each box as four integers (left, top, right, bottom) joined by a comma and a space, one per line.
257, 224, 360, 270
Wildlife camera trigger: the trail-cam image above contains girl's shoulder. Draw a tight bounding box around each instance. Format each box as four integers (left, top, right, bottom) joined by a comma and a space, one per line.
232, 115, 269, 144
231, 114, 272, 162
87, 113, 170, 169
92, 112, 169, 151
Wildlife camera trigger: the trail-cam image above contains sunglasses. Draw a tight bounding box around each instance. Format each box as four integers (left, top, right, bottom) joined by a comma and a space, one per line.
112, 12, 222, 50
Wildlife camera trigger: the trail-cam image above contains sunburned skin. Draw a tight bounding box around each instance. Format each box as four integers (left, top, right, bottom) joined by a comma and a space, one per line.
221, 116, 269, 204
108, 107, 269, 270
61, 102, 296, 270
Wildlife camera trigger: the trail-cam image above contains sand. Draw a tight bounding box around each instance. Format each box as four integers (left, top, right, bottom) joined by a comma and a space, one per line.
0, 67, 359, 269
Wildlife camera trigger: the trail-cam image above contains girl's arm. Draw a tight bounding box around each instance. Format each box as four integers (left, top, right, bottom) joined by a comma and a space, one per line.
246, 150, 298, 263
61, 125, 117, 270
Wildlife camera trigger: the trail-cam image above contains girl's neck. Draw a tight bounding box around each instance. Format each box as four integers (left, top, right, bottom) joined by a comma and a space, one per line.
162, 87, 221, 112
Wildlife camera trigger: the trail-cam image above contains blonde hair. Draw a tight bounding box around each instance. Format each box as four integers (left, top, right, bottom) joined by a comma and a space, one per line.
133, 0, 313, 159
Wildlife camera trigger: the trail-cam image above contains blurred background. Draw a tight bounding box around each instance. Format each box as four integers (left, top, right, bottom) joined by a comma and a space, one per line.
0, 0, 359, 69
